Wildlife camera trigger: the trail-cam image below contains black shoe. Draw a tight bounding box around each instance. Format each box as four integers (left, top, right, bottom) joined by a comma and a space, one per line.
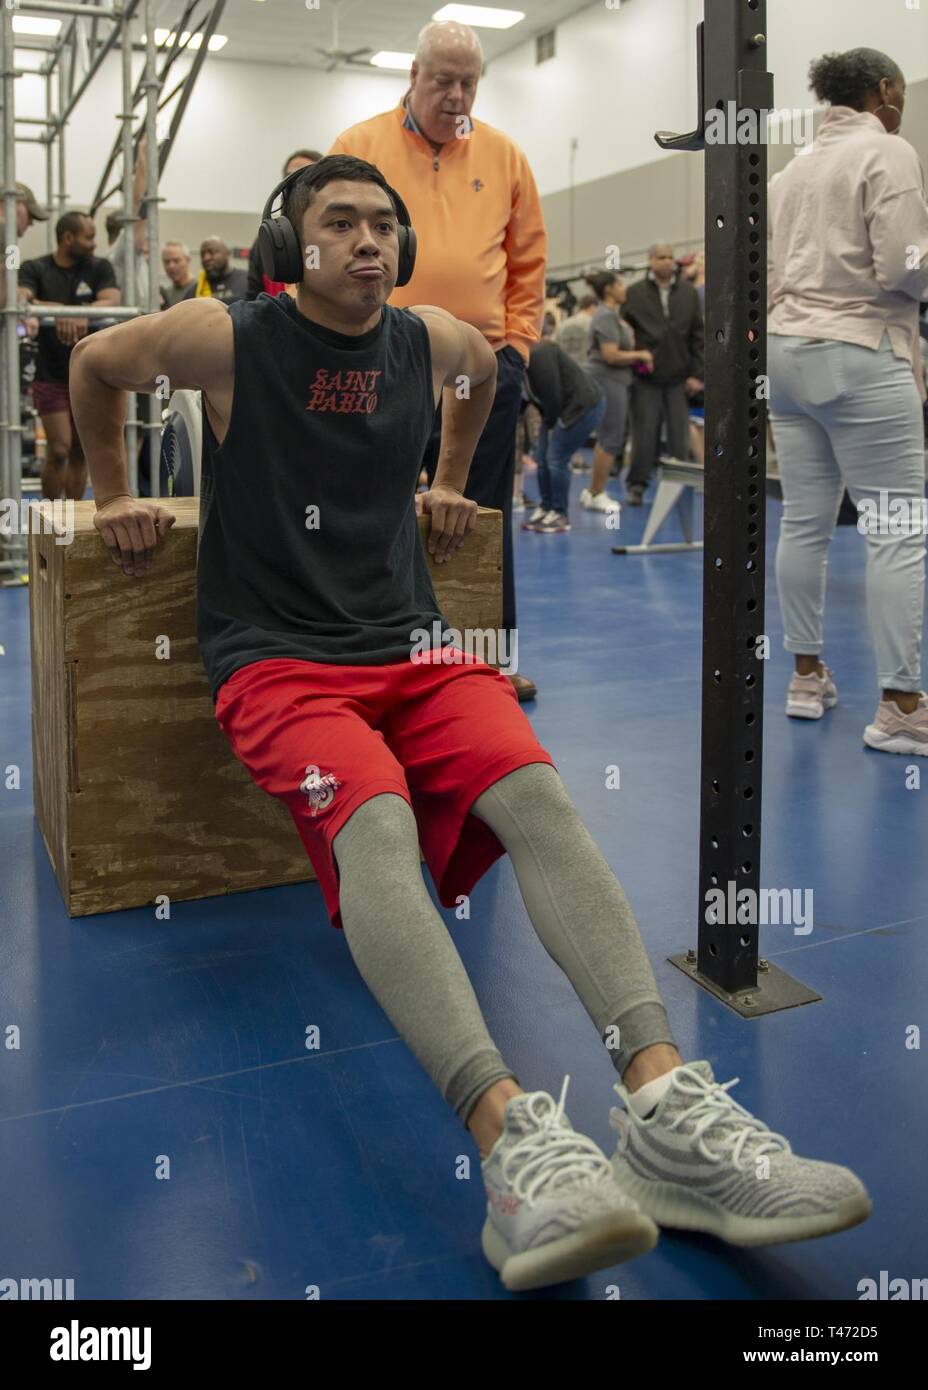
507, 673, 538, 702
626, 485, 645, 507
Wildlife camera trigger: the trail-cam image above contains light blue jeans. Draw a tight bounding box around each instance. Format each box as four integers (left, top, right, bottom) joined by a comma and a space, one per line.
769, 333, 926, 693
534, 396, 607, 514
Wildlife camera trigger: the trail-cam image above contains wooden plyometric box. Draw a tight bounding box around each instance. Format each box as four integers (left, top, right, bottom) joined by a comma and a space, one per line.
29, 499, 502, 918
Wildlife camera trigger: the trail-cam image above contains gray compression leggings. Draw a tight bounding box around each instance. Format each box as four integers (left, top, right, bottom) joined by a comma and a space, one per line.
332, 761, 676, 1126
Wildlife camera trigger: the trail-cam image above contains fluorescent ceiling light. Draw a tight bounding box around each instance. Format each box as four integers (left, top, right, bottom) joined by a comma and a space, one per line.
432, 5, 524, 27
153, 29, 229, 53
370, 52, 415, 70
12, 17, 62, 37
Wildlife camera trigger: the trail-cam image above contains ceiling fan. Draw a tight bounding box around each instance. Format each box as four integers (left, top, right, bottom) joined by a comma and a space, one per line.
314, 0, 373, 72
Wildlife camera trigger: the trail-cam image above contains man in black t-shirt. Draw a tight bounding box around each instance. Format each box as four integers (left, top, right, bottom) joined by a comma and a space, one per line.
180, 237, 248, 305
19, 210, 120, 500
71, 157, 870, 1290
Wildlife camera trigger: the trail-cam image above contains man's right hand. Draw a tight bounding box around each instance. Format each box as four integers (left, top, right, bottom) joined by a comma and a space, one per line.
93, 495, 176, 577
57, 317, 89, 347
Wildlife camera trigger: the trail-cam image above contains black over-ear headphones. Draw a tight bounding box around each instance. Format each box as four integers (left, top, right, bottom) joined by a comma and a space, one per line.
256, 164, 418, 288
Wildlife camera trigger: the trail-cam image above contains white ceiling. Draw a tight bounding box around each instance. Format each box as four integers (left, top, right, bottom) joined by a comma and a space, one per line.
152, 0, 597, 71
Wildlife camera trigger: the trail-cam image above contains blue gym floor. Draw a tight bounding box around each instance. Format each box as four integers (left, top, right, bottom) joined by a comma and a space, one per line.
1, 468, 926, 1301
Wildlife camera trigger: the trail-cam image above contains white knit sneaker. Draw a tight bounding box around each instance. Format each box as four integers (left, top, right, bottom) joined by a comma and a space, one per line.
579, 487, 621, 514
609, 1062, 871, 1247
785, 665, 838, 719
481, 1077, 658, 1291
863, 693, 928, 756
520, 505, 548, 532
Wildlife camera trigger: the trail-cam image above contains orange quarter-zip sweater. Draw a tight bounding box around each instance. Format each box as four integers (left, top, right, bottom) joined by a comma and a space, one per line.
328, 95, 547, 365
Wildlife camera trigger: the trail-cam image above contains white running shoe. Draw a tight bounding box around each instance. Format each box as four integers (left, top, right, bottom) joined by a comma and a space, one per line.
521, 505, 548, 532
609, 1062, 871, 1247
579, 487, 621, 514
863, 693, 928, 756
785, 666, 838, 719
537, 510, 571, 533
481, 1077, 658, 1291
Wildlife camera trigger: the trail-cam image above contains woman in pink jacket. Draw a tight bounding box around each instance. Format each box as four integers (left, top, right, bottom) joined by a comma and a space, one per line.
768, 48, 928, 755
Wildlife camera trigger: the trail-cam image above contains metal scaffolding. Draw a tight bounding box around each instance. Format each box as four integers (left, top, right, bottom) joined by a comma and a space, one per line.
0, 0, 223, 578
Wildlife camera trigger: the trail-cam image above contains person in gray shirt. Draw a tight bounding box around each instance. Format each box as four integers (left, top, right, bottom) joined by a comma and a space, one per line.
160, 241, 196, 308
105, 221, 150, 309
553, 293, 600, 473
554, 293, 597, 366
584, 272, 653, 510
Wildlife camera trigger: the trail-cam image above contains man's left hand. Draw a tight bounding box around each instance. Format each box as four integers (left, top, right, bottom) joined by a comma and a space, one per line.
415, 484, 478, 564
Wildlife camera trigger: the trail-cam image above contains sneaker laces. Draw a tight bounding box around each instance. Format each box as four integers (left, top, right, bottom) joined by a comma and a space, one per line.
500, 1076, 613, 1205
658, 1070, 792, 1168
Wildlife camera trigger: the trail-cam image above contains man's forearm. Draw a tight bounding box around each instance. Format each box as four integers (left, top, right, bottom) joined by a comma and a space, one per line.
432, 374, 496, 493
69, 343, 133, 505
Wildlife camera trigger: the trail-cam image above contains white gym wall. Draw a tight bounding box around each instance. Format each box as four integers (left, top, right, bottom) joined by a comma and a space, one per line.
11, 0, 927, 265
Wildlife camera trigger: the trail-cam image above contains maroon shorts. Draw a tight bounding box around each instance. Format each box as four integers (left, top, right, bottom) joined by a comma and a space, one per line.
32, 379, 74, 419
215, 650, 556, 930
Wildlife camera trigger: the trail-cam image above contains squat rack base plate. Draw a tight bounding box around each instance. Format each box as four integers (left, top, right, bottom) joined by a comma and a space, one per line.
668, 953, 822, 1018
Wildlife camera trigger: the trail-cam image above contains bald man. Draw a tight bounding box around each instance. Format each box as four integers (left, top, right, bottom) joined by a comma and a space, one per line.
181, 237, 248, 305
329, 20, 547, 703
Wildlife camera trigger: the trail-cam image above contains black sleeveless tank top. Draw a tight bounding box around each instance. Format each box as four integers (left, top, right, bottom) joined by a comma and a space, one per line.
196, 294, 452, 701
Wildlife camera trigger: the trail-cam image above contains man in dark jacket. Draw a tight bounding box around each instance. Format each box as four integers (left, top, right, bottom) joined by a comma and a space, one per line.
623, 244, 704, 504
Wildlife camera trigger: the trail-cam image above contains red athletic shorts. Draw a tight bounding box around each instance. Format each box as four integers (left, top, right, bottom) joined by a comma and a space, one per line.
32, 379, 75, 420
214, 649, 556, 930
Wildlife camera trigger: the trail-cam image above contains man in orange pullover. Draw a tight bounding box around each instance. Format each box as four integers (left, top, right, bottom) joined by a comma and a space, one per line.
329, 20, 547, 702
